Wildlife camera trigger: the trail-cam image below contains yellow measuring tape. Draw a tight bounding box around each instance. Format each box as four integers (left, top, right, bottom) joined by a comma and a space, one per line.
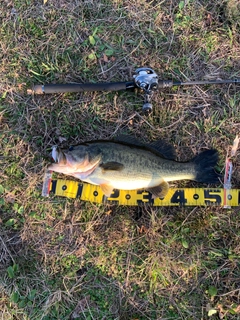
48, 179, 240, 207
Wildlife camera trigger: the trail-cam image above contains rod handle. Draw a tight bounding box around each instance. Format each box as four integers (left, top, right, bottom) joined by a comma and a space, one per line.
29, 82, 133, 94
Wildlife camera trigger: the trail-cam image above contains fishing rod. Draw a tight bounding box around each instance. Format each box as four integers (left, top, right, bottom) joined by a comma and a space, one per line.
30, 67, 240, 113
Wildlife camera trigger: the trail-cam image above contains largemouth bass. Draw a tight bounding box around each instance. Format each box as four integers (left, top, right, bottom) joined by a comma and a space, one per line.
48, 136, 220, 198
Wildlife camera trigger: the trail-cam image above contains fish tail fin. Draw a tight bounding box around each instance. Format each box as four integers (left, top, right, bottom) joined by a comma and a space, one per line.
192, 149, 221, 184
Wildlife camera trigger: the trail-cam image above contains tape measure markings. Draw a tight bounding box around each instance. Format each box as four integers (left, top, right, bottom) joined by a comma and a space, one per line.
48, 179, 240, 206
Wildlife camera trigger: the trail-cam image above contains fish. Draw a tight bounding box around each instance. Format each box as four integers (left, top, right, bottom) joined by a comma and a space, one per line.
48, 135, 221, 198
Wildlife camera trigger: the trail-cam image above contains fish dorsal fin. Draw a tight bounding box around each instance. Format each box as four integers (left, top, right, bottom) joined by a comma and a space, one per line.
100, 162, 124, 171
149, 140, 177, 160
113, 134, 145, 147
114, 134, 176, 160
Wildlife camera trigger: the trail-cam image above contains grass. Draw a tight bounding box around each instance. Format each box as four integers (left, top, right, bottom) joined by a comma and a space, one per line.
0, 0, 240, 319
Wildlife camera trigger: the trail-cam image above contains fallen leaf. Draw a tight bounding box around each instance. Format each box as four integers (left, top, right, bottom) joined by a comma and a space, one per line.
138, 225, 148, 234
217, 304, 226, 319
182, 239, 189, 249
208, 286, 218, 298
235, 305, 240, 313
217, 304, 224, 313
231, 135, 239, 157
102, 53, 109, 63
208, 309, 217, 316
205, 13, 213, 27
5, 193, 15, 204
88, 52, 96, 60
89, 35, 96, 46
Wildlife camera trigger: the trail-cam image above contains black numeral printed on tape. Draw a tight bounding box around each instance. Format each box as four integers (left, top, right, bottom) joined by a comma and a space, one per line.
50, 180, 240, 206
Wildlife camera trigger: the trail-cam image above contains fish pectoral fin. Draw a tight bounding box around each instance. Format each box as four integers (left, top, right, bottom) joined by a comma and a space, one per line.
100, 162, 124, 171
100, 183, 114, 197
147, 181, 169, 199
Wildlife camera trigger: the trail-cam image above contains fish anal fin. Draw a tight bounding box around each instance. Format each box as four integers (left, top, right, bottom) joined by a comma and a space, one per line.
147, 181, 169, 199
100, 184, 114, 197
100, 162, 124, 171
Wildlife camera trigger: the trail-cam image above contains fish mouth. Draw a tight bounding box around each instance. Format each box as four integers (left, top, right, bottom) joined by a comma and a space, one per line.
51, 146, 61, 162
48, 145, 101, 179
70, 161, 100, 179
47, 160, 99, 178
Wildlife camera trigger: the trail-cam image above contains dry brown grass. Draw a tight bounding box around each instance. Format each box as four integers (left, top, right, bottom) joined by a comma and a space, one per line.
0, 0, 240, 319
